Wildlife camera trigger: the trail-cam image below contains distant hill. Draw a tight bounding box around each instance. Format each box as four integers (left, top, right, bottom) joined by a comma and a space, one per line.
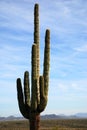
0, 113, 87, 121
75, 113, 87, 118
0, 116, 24, 121
41, 113, 87, 119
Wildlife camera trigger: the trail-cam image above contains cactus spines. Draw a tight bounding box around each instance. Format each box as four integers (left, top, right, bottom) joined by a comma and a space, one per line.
16, 3, 50, 130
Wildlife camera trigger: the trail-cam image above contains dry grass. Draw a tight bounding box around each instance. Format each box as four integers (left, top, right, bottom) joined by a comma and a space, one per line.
0, 119, 87, 130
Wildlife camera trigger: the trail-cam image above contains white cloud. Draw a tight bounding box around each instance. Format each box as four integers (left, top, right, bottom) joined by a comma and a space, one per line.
50, 78, 87, 94
75, 44, 87, 52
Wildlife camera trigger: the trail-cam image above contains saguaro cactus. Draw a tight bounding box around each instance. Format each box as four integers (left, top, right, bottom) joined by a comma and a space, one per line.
16, 3, 50, 130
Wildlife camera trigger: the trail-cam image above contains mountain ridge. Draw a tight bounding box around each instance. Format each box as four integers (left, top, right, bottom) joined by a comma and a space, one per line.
0, 113, 87, 121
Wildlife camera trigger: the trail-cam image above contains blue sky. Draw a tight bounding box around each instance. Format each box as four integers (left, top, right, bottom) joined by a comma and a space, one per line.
0, 0, 87, 117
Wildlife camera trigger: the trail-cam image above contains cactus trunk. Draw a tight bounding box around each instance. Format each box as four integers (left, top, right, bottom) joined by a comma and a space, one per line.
16, 3, 50, 130
30, 113, 40, 130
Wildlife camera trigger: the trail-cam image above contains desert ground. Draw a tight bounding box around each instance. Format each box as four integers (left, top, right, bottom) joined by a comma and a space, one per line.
0, 119, 87, 130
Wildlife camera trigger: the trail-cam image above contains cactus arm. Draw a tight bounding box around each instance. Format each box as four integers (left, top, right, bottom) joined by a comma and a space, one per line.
39, 76, 44, 100
17, 78, 30, 119
37, 30, 50, 112
31, 44, 38, 111
43, 29, 50, 97
17, 78, 24, 109
37, 76, 46, 112
24, 71, 30, 106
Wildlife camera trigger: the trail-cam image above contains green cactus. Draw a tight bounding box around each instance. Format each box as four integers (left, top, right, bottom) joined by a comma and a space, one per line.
16, 3, 50, 130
